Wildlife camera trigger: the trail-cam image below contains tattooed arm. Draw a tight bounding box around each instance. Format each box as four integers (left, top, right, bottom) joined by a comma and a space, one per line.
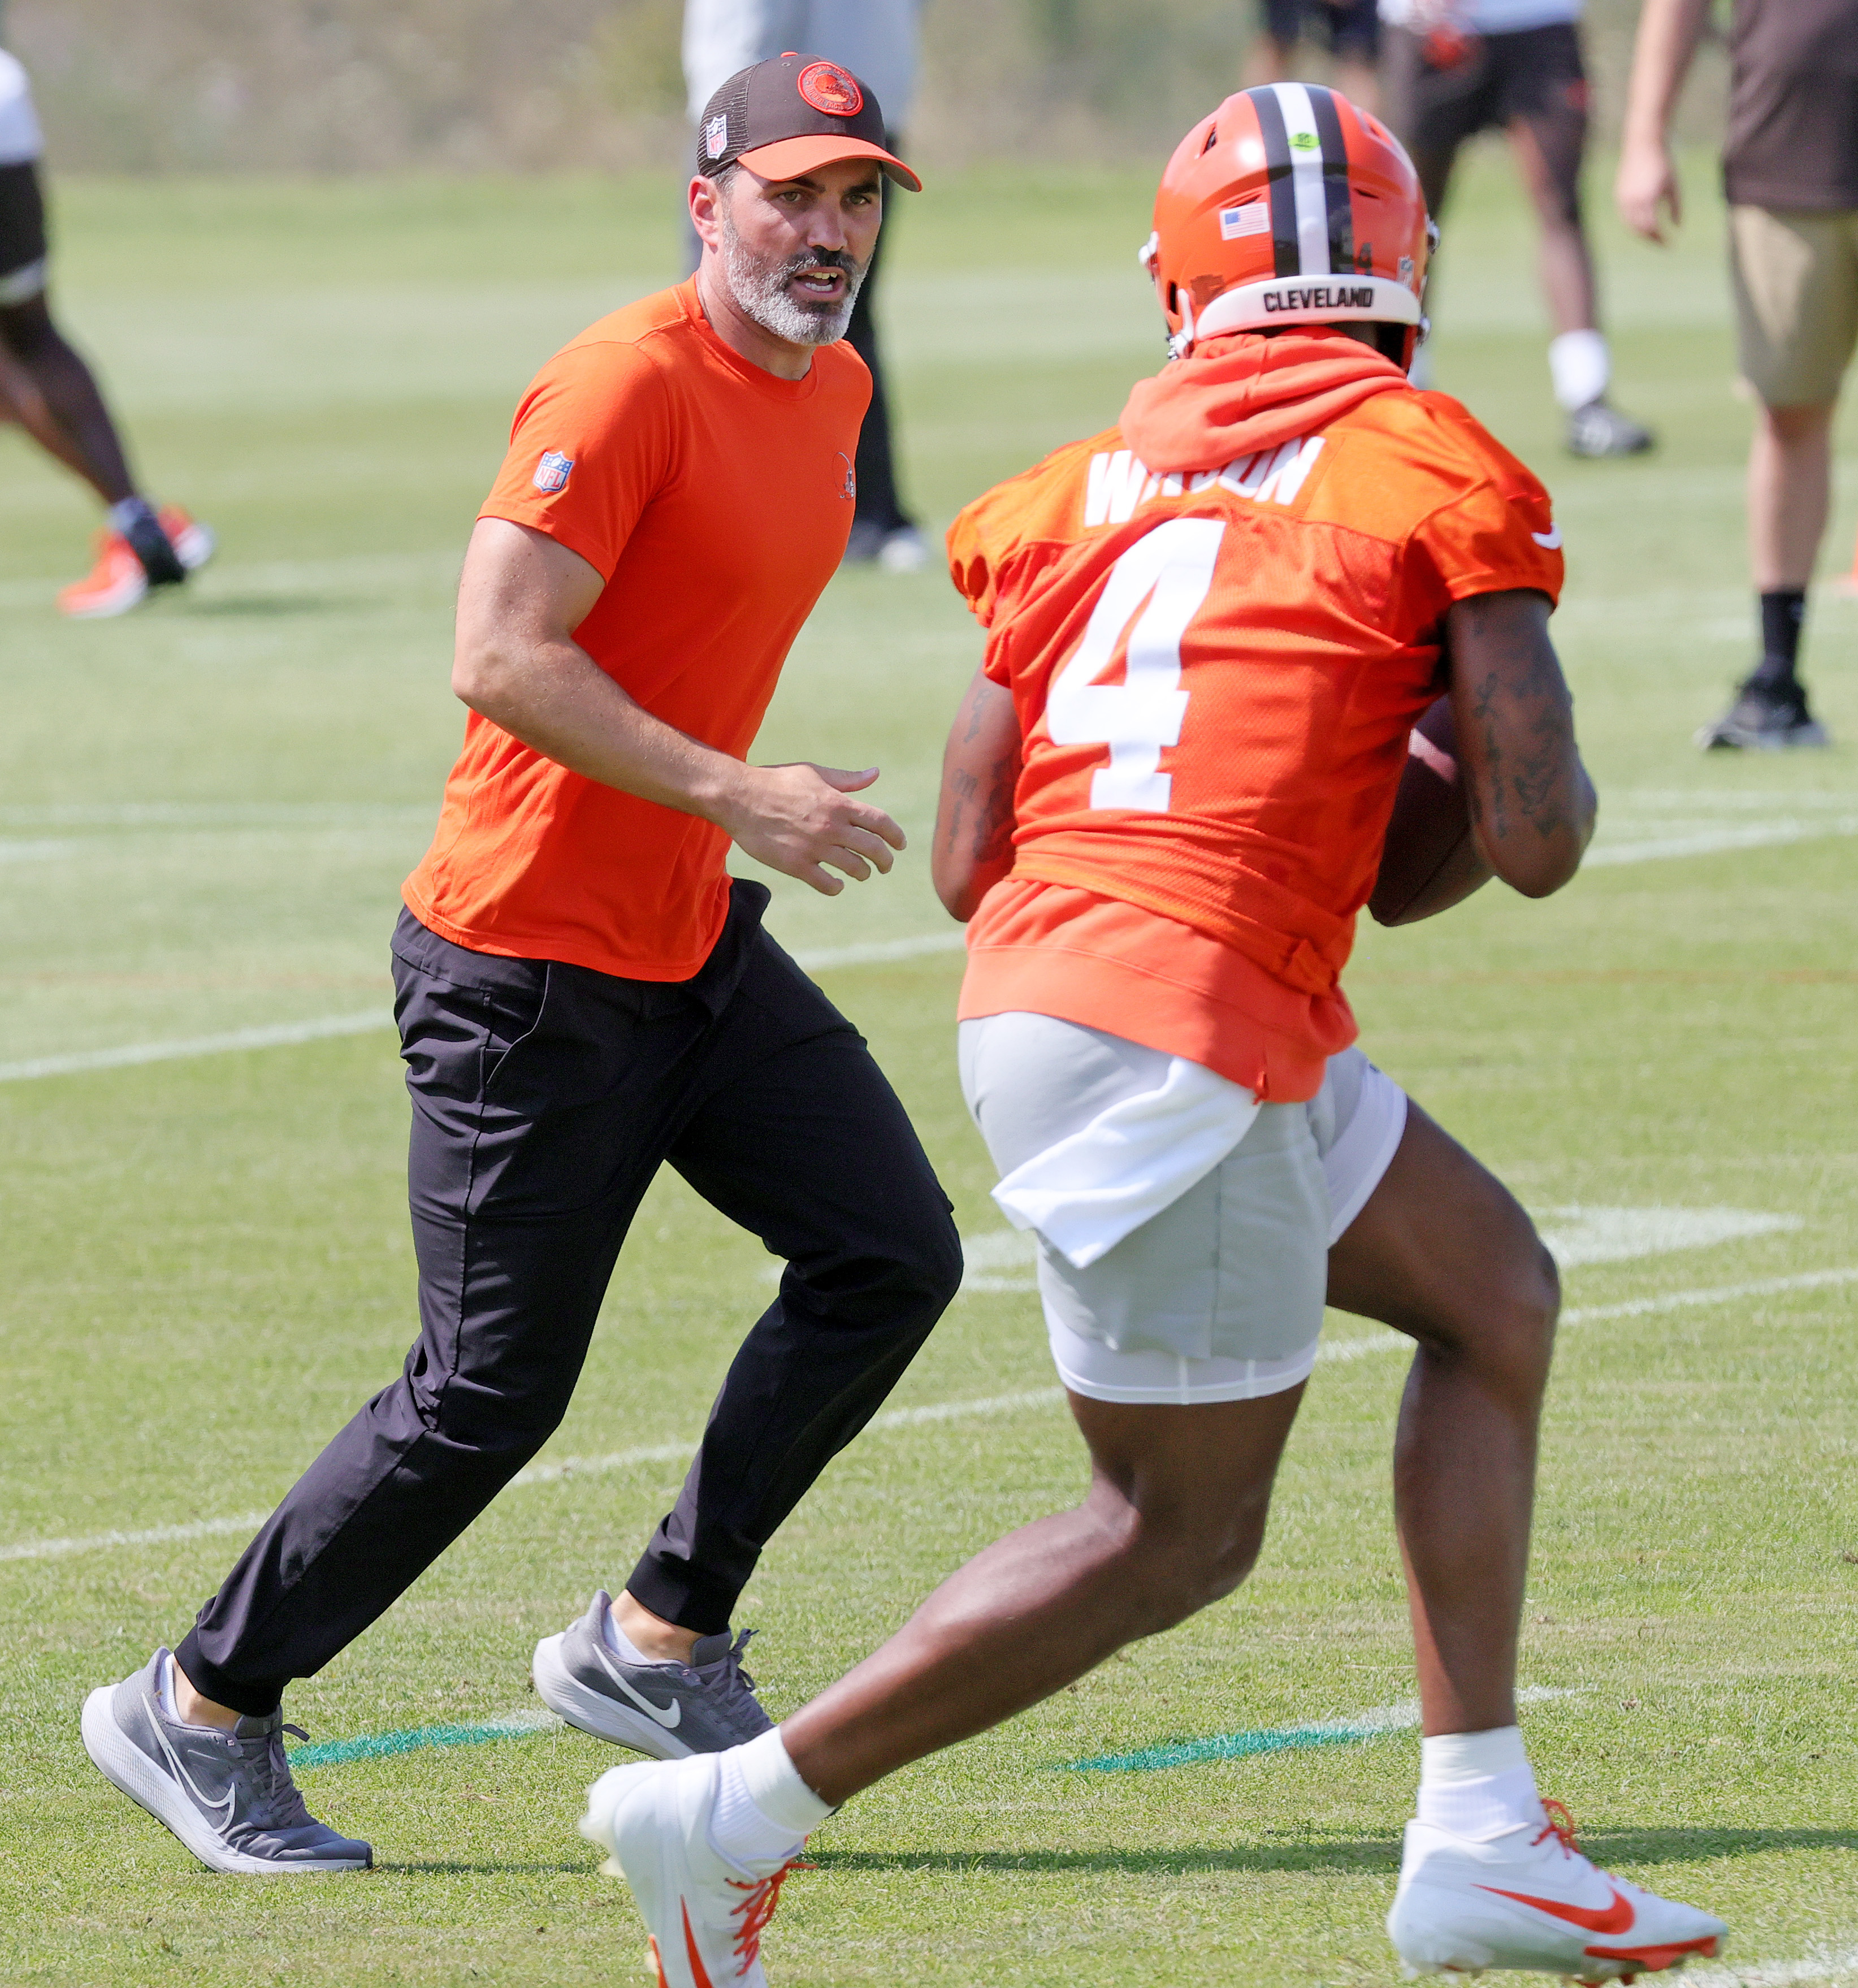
1448, 589, 1597, 898
932, 664, 1022, 922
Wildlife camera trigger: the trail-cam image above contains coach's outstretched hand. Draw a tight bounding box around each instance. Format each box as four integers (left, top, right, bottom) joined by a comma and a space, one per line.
719, 761, 906, 895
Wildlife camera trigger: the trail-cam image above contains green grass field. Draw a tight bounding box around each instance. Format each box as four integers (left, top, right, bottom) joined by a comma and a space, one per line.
1, 147, 1854, 1986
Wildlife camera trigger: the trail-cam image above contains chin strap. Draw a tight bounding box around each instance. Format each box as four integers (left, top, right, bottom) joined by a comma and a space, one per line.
1167, 292, 1196, 361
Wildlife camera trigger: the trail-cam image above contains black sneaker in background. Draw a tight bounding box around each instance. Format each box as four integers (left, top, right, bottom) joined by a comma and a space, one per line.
1696, 678, 1831, 750
1566, 399, 1655, 458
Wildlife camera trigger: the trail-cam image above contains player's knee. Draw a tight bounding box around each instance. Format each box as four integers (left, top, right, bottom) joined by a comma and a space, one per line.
1478, 1237, 1560, 1390
1118, 1502, 1270, 1632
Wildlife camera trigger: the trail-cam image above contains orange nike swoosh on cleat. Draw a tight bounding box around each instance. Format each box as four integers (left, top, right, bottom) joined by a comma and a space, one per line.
1583, 1935, 1722, 1969
1478, 1882, 1636, 1934
682, 1900, 717, 1988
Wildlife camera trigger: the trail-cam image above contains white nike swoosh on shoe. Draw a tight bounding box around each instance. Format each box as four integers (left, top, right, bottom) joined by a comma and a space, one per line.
1532, 526, 1562, 549
150, 1713, 237, 1824
611, 1673, 683, 1730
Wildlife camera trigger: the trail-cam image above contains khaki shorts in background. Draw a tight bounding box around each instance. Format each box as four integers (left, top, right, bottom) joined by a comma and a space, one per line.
1729, 204, 1858, 408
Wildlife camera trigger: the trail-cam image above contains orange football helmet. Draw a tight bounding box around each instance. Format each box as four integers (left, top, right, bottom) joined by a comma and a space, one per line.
1140, 84, 1436, 365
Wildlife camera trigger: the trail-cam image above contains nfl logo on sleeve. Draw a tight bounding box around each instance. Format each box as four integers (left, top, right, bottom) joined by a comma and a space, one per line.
533, 450, 574, 494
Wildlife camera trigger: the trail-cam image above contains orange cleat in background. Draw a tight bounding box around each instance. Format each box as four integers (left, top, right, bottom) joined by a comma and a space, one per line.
56, 504, 214, 619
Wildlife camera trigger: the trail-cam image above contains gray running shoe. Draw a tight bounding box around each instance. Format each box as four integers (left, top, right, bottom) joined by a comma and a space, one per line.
1697, 679, 1831, 750
531, 1590, 773, 1760
80, 1649, 373, 1873
1567, 399, 1655, 458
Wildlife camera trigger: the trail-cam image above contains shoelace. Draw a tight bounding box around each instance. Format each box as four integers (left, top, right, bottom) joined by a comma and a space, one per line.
727, 1857, 800, 1974
695, 1628, 763, 1715
1534, 1797, 1581, 1857
239, 1721, 316, 1829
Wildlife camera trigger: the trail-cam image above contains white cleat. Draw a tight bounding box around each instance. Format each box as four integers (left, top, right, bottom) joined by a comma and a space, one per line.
1388, 1800, 1726, 1984
580, 1752, 800, 1988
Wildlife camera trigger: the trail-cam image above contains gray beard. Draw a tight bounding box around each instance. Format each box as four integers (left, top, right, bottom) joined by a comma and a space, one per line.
719, 218, 867, 347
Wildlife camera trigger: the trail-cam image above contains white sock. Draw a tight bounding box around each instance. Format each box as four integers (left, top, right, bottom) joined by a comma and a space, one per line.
105, 496, 158, 535
707, 1729, 835, 1877
1548, 329, 1610, 412
1416, 1725, 1543, 1841
601, 1601, 663, 1667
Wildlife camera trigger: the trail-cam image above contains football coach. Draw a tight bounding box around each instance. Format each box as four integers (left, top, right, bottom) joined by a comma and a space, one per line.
81, 54, 962, 1874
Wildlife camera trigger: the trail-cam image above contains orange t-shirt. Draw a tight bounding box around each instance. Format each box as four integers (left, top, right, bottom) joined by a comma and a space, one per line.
403, 279, 870, 981
949, 381, 1563, 1101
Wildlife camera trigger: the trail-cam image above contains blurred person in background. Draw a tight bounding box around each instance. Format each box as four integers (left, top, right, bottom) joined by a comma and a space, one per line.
1380, 0, 1654, 457
1618, 0, 1855, 750
1247, 0, 1382, 115
684, 0, 926, 570
0, 47, 212, 616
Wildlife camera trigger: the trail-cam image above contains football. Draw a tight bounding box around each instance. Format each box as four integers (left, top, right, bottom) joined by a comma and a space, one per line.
1367, 694, 1494, 926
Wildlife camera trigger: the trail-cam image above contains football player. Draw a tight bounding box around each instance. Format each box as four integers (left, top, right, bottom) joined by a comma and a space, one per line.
579, 85, 1727, 1987
1380, 0, 1654, 458
0, 47, 212, 614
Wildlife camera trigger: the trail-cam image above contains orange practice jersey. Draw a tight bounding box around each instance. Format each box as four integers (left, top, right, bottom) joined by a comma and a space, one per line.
404, 279, 869, 981
950, 383, 1564, 1099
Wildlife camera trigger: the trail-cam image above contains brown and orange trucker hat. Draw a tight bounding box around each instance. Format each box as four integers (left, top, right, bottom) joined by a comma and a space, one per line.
696, 53, 921, 192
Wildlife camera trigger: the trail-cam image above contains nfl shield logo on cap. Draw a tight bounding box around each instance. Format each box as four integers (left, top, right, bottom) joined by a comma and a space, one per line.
532, 449, 573, 494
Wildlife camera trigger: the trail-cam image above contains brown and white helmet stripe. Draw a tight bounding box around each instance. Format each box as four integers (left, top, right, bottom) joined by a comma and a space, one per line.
1143, 83, 1436, 357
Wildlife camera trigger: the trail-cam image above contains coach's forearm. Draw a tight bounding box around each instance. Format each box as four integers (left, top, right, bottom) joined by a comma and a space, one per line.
454, 634, 748, 825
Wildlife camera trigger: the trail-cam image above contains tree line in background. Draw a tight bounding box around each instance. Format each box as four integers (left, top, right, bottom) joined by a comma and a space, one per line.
5, 0, 1715, 174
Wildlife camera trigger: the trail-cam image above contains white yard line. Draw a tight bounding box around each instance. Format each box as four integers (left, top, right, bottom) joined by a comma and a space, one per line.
0, 1012, 389, 1083
1686, 1949, 1858, 1988
0, 1511, 274, 1564
0, 549, 464, 611
1538, 1205, 1801, 1268
965, 1205, 1812, 1295
0, 782, 1846, 1086
789, 931, 967, 970
6, 1270, 1851, 1570
0, 803, 434, 829
1560, 1264, 1858, 1322
0, 934, 965, 1085
1586, 818, 1858, 867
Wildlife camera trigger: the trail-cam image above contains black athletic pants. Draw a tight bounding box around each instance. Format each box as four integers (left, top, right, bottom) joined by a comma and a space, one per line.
178, 885, 962, 1717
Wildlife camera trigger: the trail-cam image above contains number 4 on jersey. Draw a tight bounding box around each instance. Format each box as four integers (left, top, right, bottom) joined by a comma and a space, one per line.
1046, 516, 1225, 813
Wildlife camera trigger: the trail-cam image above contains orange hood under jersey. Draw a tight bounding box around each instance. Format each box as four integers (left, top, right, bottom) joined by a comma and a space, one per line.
950, 327, 1563, 1101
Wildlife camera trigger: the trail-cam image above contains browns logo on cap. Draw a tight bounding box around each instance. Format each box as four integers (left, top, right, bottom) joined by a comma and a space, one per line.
797, 62, 863, 117
696, 51, 921, 192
